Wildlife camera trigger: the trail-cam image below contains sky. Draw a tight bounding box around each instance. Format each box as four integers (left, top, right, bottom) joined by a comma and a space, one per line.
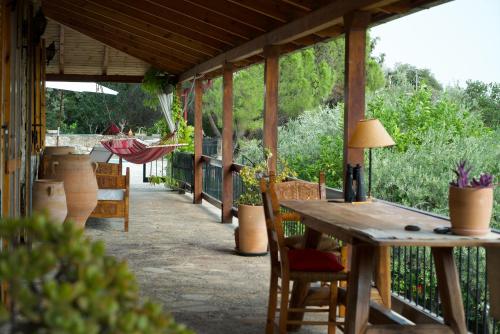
370, 0, 500, 87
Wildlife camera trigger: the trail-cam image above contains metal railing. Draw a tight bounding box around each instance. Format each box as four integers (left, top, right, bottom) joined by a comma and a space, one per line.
142, 156, 170, 182
171, 152, 499, 334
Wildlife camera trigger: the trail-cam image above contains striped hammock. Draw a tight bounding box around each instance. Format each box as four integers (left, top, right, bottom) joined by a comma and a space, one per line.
101, 138, 184, 164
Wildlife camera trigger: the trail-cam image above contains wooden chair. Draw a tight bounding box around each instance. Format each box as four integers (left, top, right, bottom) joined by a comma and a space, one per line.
261, 177, 348, 334
90, 161, 130, 232
271, 172, 338, 252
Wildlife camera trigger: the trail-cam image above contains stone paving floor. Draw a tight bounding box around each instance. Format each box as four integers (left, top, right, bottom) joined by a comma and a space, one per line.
85, 180, 329, 334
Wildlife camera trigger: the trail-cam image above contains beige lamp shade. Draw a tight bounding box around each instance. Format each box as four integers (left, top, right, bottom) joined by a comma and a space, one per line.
348, 119, 395, 148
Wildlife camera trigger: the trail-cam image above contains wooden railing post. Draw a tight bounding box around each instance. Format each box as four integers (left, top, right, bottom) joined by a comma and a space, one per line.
343, 11, 370, 195
222, 63, 233, 223
193, 79, 203, 204
263, 45, 280, 174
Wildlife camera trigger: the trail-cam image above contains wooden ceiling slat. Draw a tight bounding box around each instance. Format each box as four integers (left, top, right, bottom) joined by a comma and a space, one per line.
44, 6, 203, 67
226, 0, 307, 22
151, 0, 264, 38
50, 0, 221, 57
281, 0, 333, 11
179, 0, 282, 31
44, 13, 188, 74
45, 0, 215, 59
109, 0, 246, 45
46, 74, 144, 83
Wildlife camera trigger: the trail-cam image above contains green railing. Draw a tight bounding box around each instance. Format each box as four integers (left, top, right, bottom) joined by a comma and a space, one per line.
171, 152, 499, 334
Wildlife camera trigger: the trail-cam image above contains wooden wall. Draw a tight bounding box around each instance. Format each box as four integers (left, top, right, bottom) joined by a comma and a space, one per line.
0, 0, 46, 218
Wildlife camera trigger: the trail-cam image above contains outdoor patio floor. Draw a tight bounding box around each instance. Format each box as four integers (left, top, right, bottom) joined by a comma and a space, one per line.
85, 182, 330, 334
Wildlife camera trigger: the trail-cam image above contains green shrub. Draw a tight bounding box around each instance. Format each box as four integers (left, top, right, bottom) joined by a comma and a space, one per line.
0, 215, 193, 334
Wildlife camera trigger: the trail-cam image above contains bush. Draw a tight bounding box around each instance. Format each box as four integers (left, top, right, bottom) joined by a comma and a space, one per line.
0, 216, 193, 334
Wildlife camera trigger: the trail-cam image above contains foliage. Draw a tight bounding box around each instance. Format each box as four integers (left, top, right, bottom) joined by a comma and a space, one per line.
0, 215, 192, 334
368, 84, 486, 152
237, 149, 295, 206
462, 80, 500, 128
46, 84, 162, 134
386, 63, 442, 91
141, 68, 176, 109
149, 175, 180, 190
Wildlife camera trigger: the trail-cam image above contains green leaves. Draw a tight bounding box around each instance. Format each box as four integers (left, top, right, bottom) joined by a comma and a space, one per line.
0, 215, 193, 334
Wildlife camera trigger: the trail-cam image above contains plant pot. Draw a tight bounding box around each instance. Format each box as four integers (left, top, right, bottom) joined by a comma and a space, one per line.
449, 186, 493, 236
50, 154, 98, 229
237, 204, 268, 256
32, 180, 68, 224
39, 146, 75, 178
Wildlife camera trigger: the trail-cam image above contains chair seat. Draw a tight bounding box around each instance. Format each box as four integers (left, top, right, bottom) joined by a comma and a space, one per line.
288, 248, 344, 273
285, 234, 339, 252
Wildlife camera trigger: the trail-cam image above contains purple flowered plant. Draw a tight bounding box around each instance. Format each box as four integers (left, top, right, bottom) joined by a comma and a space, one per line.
450, 160, 495, 188
472, 173, 494, 188
451, 160, 472, 188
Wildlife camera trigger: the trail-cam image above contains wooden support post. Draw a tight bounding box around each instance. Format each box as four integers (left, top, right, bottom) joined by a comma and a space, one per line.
59, 25, 64, 74
193, 79, 203, 204
343, 11, 370, 194
263, 45, 279, 174
222, 63, 233, 224
2, 0, 11, 218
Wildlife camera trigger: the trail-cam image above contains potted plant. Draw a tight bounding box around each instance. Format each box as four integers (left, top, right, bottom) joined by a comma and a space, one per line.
235, 149, 294, 255
0, 215, 193, 334
449, 160, 495, 236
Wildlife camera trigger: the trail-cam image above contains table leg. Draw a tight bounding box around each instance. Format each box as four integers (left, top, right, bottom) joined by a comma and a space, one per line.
431, 247, 467, 334
344, 243, 376, 334
287, 224, 322, 331
375, 246, 391, 308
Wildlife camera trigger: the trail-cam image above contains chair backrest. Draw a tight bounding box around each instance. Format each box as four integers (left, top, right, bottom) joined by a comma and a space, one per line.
272, 172, 326, 201
261, 177, 290, 275
95, 161, 122, 176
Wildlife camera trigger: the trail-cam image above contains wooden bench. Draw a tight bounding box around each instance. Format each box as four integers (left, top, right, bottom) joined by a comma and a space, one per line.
90, 161, 130, 232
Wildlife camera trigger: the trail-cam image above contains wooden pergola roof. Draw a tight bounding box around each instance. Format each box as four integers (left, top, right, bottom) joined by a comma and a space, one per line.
43, 20, 148, 82
41, 0, 449, 83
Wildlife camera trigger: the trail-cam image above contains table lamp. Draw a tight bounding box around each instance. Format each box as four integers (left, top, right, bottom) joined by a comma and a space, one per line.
348, 119, 395, 199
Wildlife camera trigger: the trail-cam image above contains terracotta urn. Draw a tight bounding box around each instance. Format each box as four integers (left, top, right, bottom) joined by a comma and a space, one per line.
449, 186, 493, 236
32, 179, 67, 224
39, 146, 75, 178
50, 154, 98, 229
237, 204, 268, 255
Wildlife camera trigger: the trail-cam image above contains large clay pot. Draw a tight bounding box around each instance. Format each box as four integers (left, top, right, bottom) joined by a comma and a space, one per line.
237, 204, 268, 255
40, 146, 75, 178
449, 186, 493, 236
32, 180, 67, 224
50, 154, 98, 229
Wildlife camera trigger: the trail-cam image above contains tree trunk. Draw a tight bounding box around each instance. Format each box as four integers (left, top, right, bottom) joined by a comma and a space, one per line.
207, 112, 221, 138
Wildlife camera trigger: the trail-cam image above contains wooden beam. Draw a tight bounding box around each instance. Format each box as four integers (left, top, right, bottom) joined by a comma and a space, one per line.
343, 11, 370, 196
193, 79, 203, 204
59, 25, 64, 74
432, 248, 468, 334
45, 74, 144, 83
179, 0, 387, 81
102, 46, 109, 76
221, 63, 233, 224
263, 45, 279, 174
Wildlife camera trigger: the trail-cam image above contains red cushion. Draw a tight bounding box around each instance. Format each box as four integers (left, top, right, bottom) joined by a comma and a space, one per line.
288, 248, 344, 272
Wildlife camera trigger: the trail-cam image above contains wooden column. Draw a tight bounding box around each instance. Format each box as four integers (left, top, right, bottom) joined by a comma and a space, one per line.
263, 45, 280, 174
222, 63, 233, 223
343, 11, 370, 193
193, 79, 203, 204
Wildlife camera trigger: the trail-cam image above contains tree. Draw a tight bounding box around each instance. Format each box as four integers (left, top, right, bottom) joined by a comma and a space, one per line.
387, 63, 442, 91
462, 80, 500, 128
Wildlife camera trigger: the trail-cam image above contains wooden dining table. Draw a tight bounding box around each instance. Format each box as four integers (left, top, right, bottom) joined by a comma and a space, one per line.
281, 199, 500, 334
